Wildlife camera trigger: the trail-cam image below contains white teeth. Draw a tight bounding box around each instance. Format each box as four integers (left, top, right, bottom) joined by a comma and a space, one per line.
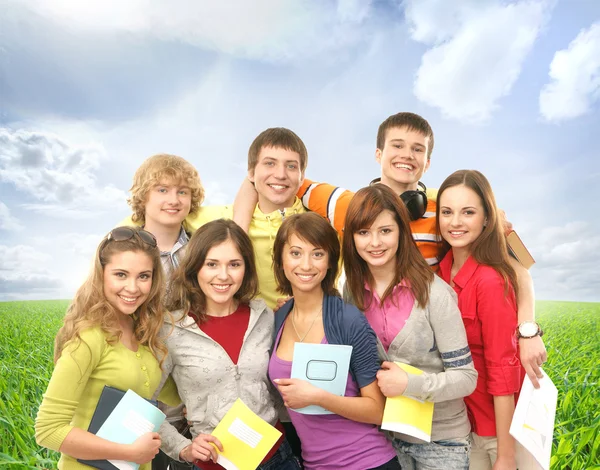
269, 184, 287, 190
394, 163, 412, 170
370, 251, 384, 255
297, 274, 315, 281
212, 285, 230, 291
119, 295, 137, 302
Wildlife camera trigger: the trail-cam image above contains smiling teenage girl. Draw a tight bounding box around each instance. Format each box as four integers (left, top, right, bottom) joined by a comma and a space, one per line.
35, 227, 180, 470
269, 212, 399, 470
436, 170, 524, 470
342, 185, 477, 470
156, 219, 300, 470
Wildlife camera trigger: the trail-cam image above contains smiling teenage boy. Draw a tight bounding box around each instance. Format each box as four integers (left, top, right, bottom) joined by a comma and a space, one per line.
287, 112, 547, 387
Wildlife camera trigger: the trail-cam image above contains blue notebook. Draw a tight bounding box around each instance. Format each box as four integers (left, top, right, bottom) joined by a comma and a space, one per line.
78, 387, 164, 470
290, 343, 353, 415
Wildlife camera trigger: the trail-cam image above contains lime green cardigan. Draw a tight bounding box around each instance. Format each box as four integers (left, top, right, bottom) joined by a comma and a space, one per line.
35, 327, 180, 469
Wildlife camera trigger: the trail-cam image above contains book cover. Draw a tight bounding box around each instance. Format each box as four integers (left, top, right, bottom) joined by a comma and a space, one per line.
290, 342, 353, 415
507, 230, 535, 269
79, 387, 161, 470
211, 399, 282, 470
381, 363, 434, 442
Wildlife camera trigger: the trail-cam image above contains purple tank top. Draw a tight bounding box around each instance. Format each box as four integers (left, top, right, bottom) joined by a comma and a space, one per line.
268, 327, 396, 470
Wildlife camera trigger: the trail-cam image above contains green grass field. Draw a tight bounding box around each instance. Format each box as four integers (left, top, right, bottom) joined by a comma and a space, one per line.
0, 300, 598, 469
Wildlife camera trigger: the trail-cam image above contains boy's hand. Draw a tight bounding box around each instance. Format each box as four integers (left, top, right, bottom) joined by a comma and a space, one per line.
499, 209, 513, 235
376, 361, 408, 397
274, 297, 292, 313
519, 336, 547, 388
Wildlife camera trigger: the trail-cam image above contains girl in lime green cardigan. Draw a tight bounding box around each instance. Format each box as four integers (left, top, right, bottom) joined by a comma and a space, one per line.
35, 227, 180, 469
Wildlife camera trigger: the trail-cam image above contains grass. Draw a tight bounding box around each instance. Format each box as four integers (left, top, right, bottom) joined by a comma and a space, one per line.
0, 299, 598, 469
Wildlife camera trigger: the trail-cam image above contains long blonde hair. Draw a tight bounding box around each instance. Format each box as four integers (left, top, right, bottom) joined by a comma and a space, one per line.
54, 227, 169, 367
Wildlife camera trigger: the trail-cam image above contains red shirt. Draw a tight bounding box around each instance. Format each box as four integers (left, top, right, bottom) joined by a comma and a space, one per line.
189, 304, 284, 469
439, 252, 523, 436
194, 303, 251, 364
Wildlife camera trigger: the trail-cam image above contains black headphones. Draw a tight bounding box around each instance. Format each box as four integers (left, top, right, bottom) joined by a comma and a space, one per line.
369, 178, 428, 221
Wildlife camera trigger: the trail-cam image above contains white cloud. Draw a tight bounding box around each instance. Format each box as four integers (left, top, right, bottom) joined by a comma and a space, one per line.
539, 21, 600, 121
18, 0, 375, 62
0, 128, 128, 216
407, 0, 551, 123
0, 202, 24, 231
0, 244, 62, 296
530, 221, 600, 301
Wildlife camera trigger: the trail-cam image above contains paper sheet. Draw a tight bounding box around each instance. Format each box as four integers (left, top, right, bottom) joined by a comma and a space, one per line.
211, 399, 282, 470
381, 363, 434, 442
509, 369, 558, 470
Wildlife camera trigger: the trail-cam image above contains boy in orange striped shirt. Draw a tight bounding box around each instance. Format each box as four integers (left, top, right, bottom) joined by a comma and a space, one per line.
233, 111, 547, 389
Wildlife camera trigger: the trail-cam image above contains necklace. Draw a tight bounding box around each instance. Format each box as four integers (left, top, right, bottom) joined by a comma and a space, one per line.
291, 304, 322, 342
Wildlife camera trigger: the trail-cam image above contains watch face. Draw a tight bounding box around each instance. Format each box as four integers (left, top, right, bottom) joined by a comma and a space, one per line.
520, 322, 538, 336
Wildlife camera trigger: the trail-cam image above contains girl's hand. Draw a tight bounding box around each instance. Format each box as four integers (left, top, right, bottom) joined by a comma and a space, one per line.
128, 432, 161, 464
376, 361, 409, 397
179, 434, 223, 464
274, 378, 323, 409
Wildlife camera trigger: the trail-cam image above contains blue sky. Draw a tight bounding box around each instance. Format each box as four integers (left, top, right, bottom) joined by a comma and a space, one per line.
1, 0, 599, 302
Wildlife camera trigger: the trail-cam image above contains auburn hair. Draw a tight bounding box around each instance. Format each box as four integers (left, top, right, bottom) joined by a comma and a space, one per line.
342, 185, 433, 310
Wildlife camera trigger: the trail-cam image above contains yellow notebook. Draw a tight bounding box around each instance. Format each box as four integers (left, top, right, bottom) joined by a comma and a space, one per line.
381, 363, 435, 442
210, 398, 282, 470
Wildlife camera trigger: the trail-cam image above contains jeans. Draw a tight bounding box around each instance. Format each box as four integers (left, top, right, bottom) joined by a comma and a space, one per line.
369, 456, 402, 470
194, 440, 300, 470
393, 436, 471, 470
257, 439, 301, 470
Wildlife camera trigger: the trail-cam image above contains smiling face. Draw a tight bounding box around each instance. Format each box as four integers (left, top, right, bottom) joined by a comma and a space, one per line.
103, 250, 154, 316
353, 210, 400, 274
248, 146, 304, 214
196, 239, 246, 313
439, 184, 487, 255
376, 126, 431, 194
144, 178, 192, 230
282, 233, 329, 296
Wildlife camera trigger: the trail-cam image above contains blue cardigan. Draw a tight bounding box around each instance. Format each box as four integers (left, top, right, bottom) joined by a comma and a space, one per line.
273, 294, 380, 389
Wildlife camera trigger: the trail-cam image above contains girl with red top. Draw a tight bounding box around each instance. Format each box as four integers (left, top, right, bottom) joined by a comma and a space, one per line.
157, 219, 300, 470
436, 170, 524, 470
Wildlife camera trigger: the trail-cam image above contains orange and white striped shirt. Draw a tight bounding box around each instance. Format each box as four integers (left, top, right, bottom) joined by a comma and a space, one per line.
298, 178, 442, 269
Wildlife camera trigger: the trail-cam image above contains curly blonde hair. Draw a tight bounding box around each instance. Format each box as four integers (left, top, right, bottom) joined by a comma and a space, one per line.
128, 154, 205, 224
54, 227, 170, 368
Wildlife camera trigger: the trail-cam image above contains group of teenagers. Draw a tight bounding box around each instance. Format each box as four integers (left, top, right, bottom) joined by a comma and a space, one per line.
35, 112, 548, 470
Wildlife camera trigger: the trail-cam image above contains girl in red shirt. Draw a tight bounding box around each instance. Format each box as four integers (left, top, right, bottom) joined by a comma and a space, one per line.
436, 170, 523, 470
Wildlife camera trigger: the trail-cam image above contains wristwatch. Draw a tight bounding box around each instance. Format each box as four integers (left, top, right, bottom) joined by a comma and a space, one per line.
516, 321, 544, 339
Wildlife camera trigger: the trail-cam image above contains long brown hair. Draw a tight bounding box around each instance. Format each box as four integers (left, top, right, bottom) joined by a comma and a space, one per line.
54, 227, 168, 367
272, 212, 341, 297
342, 185, 433, 310
167, 219, 259, 323
436, 170, 519, 299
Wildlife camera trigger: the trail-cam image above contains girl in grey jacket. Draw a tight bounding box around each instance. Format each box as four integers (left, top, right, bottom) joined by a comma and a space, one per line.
156, 219, 299, 470
342, 185, 477, 470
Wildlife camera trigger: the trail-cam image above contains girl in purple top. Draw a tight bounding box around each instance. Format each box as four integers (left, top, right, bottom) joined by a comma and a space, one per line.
268, 212, 399, 470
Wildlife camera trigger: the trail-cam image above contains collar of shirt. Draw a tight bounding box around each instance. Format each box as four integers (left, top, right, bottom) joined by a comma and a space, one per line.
160, 226, 189, 257
364, 279, 411, 302
440, 251, 480, 291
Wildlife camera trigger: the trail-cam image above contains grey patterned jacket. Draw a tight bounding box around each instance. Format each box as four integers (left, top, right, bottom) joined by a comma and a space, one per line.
157, 298, 281, 460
